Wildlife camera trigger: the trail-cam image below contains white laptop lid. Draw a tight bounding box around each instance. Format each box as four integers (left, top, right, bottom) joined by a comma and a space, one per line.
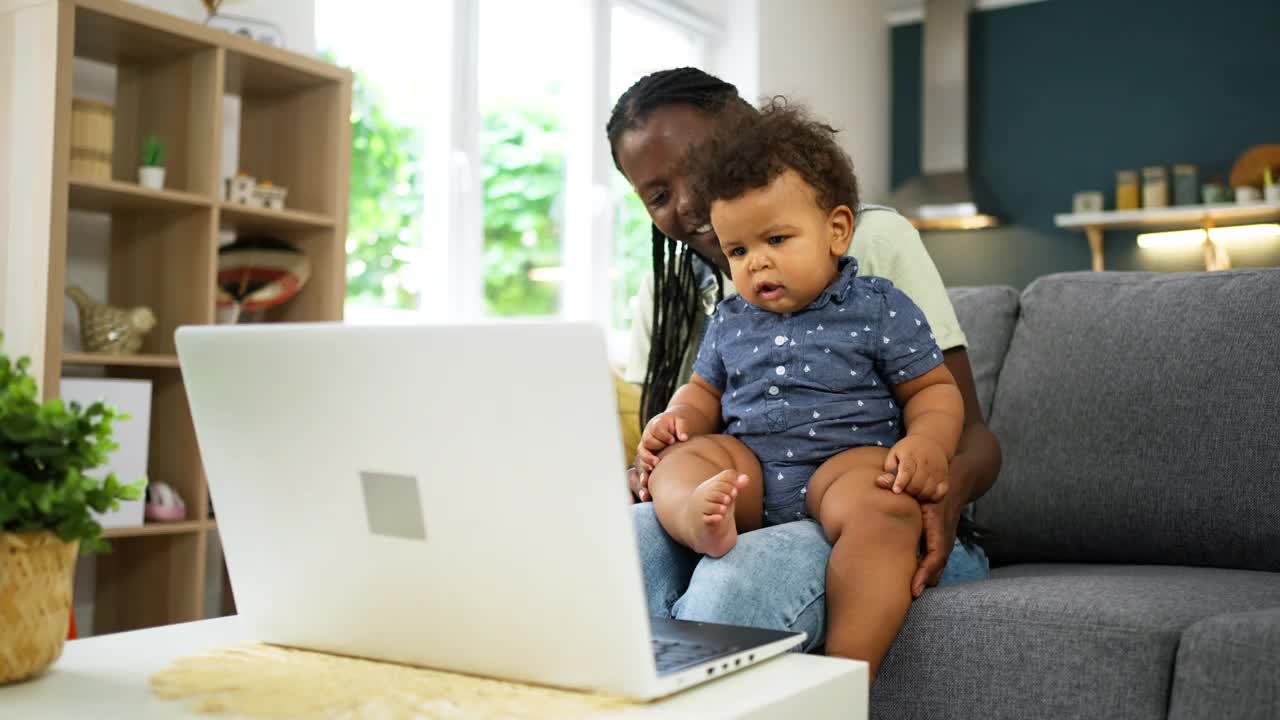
177, 322, 659, 697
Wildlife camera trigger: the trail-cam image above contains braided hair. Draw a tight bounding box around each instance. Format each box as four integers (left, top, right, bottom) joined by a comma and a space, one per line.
606, 68, 752, 426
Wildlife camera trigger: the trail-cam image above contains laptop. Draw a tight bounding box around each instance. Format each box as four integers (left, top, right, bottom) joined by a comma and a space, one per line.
175, 321, 805, 700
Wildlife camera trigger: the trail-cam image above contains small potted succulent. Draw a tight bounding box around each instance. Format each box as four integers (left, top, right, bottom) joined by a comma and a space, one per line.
0, 335, 142, 684
138, 133, 166, 189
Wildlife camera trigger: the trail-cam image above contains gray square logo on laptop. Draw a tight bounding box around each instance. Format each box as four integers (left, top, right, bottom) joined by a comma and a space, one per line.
360, 471, 427, 541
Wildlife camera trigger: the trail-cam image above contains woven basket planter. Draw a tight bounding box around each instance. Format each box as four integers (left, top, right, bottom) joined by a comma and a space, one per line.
0, 532, 78, 685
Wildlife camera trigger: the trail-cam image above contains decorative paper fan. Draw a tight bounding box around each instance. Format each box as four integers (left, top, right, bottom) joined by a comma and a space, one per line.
1229, 144, 1280, 189
216, 237, 311, 312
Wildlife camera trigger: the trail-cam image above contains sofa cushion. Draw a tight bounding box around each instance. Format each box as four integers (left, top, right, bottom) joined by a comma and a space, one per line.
946, 286, 1020, 420
1167, 607, 1280, 720
873, 564, 1280, 720
977, 269, 1280, 570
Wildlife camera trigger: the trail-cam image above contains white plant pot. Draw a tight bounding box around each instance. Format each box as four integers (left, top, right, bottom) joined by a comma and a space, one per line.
138, 166, 166, 189
1265, 184, 1280, 204
216, 302, 242, 325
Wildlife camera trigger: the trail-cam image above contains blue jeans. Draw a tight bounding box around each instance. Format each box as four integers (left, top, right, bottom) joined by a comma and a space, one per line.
632, 502, 990, 653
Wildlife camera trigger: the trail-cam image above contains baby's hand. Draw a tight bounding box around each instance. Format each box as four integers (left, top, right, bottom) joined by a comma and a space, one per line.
636, 408, 695, 473
881, 436, 948, 502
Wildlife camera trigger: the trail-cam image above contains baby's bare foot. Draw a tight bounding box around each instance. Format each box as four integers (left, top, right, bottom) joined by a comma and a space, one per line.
685, 470, 750, 558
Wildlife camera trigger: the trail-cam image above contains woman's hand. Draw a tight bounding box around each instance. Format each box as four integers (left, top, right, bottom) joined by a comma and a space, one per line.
627, 465, 650, 502
877, 454, 969, 597
911, 462, 969, 597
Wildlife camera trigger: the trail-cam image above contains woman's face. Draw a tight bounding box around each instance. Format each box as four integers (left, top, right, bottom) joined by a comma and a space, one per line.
614, 105, 728, 273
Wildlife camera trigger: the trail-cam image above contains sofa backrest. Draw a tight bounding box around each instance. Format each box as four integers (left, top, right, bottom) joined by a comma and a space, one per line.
974, 269, 1280, 571
947, 287, 1020, 421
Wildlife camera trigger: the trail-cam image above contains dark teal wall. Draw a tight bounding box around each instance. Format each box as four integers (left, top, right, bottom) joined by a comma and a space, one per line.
891, 0, 1280, 289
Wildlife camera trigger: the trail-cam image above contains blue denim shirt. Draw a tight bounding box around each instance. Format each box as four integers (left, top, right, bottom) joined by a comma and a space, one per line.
692, 257, 944, 506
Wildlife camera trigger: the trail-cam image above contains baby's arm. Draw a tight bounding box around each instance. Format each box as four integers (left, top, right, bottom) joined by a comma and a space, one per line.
636, 373, 723, 472
888, 365, 964, 500
872, 282, 964, 501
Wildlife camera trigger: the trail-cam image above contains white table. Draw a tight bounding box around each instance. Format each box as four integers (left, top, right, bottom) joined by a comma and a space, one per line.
0, 617, 868, 719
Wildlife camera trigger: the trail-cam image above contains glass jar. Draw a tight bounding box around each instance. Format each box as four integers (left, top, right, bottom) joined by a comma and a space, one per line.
1115, 169, 1140, 210
1173, 164, 1199, 205
1142, 166, 1169, 209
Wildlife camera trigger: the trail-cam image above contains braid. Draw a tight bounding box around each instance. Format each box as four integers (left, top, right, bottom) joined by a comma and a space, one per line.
641, 229, 697, 423
608, 68, 746, 426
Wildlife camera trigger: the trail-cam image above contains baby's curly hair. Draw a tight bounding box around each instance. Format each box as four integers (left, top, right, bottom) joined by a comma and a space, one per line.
688, 97, 859, 215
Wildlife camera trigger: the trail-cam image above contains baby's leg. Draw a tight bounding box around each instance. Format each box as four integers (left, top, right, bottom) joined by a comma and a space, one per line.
806, 446, 921, 680
648, 435, 763, 558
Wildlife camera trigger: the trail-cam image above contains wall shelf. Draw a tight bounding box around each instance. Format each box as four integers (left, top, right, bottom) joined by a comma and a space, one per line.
1054, 202, 1280, 271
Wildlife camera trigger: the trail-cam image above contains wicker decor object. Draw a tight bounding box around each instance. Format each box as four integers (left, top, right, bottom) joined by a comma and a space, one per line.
70, 98, 114, 181
0, 532, 79, 685
65, 285, 157, 355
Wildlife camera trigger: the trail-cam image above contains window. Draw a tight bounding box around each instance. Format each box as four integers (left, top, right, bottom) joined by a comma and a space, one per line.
317, 0, 716, 350
477, 0, 576, 317
608, 3, 709, 333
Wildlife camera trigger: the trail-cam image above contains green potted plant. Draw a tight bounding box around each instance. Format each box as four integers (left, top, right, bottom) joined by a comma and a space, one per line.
0, 335, 142, 684
138, 133, 166, 189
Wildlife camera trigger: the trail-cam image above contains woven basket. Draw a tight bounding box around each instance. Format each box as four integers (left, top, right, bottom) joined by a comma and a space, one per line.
0, 532, 78, 685
70, 98, 113, 181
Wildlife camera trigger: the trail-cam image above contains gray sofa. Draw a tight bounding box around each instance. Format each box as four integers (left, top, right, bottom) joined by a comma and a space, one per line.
873, 270, 1280, 720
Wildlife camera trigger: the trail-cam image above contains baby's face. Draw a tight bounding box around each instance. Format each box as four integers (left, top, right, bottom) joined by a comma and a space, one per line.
711, 169, 852, 313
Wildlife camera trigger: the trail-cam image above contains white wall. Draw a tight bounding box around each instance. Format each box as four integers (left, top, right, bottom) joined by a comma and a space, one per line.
709, 0, 758, 105
126, 0, 315, 53
753, 0, 890, 204
0, 0, 58, 379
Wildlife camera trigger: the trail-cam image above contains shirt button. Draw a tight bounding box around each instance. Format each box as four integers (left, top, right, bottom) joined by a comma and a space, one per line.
768, 385, 780, 396
775, 366, 786, 376
774, 335, 786, 346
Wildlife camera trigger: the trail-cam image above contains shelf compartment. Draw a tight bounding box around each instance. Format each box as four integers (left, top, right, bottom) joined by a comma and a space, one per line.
73, 1, 215, 66
93, 530, 205, 633
228, 80, 350, 218
106, 209, 216, 355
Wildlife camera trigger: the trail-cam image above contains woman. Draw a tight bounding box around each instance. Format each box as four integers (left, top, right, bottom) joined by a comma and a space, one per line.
608, 68, 1001, 650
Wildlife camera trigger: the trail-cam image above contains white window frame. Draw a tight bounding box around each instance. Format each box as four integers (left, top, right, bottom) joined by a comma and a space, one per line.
338, 0, 722, 336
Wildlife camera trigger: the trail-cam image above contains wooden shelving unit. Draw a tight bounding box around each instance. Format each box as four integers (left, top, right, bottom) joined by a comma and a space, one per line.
41, 0, 351, 635
1055, 201, 1280, 272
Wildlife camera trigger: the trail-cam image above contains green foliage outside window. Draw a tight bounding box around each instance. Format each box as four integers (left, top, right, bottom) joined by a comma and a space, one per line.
342, 69, 651, 325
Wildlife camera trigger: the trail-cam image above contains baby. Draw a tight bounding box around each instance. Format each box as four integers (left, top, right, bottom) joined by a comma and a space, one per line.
635, 101, 964, 678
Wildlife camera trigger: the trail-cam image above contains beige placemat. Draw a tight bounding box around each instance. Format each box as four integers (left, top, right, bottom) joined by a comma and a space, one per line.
150, 643, 637, 719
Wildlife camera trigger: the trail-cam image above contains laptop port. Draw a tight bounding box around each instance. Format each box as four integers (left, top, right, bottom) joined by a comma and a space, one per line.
735, 659, 741, 666
707, 667, 714, 676
748, 654, 755, 662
